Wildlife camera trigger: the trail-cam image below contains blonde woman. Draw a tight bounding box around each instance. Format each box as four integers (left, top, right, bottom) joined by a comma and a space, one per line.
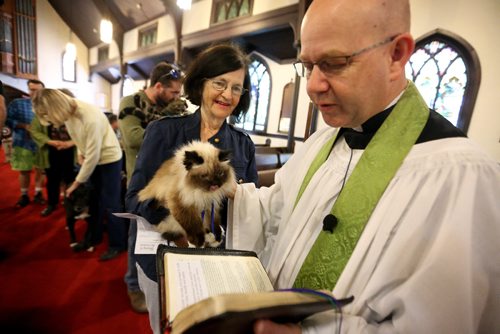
32, 89, 127, 261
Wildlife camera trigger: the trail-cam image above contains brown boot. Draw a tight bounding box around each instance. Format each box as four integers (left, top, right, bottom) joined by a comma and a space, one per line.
128, 290, 148, 313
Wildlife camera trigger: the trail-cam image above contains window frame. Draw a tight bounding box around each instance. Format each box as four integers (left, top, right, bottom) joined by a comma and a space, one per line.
97, 45, 109, 63
211, 0, 254, 25
409, 29, 481, 133
233, 53, 271, 134
0, 0, 37, 78
278, 81, 294, 133
138, 23, 158, 49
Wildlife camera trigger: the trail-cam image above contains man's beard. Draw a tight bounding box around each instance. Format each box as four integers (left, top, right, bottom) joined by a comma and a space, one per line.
156, 98, 171, 108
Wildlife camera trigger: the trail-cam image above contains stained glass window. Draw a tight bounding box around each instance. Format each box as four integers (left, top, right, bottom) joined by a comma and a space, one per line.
212, 0, 252, 24
98, 46, 109, 62
406, 30, 481, 133
235, 56, 270, 132
138, 24, 157, 48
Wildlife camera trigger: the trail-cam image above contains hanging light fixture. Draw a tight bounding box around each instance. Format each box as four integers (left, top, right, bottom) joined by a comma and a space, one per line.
100, 19, 113, 44
177, 0, 192, 10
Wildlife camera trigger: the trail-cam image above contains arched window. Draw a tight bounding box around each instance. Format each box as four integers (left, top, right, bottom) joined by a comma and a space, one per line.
405, 29, 481, 133
212, 0, 252, 24
234, 55, 271, 133
122, 76, 135, 97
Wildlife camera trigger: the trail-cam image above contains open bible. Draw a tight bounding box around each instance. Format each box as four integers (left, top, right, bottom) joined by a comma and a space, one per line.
157, 245, 354, 334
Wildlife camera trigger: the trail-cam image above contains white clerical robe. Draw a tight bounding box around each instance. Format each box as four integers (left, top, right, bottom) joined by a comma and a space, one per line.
227, 126, 500, 333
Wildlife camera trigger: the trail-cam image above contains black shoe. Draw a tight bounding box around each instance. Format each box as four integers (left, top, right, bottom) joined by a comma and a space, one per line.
99, 248, 124, 261
71, 242, 95, 253
41, 205, 55, 217
33, 192, 46, 205
15, 195, 30, 208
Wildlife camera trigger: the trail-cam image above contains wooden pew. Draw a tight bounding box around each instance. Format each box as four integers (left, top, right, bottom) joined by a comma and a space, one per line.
254, 149, 293, 187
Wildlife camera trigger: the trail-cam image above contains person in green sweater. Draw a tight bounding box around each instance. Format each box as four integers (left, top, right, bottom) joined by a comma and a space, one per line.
119, 62, 183, 313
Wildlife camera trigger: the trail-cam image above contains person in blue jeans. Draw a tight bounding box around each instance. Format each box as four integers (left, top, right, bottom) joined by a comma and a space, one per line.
119, 62, 183, 313
32, 89, 127, 260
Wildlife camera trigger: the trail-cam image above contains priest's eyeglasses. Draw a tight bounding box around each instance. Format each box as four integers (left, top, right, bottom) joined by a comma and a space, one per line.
207, 79, 247, 96
293, 34, 399, 78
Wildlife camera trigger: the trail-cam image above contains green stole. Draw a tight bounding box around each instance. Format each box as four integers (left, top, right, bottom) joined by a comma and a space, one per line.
293, 82, 429, 290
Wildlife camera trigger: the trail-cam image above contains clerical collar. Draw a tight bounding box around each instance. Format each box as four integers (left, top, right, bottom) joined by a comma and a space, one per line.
336, 88, 406, 149
333, 81, 466, 150
336, 106, 394, 149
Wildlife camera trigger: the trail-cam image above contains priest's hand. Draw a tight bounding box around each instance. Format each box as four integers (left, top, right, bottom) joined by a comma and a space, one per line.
227, 179, 238, 199
253, 320, 301, 334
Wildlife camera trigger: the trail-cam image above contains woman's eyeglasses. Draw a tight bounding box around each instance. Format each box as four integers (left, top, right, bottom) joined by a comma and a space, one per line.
207, 79, 247, 96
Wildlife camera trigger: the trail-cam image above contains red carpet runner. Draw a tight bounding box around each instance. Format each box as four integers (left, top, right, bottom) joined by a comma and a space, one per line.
0, 149, 150, 333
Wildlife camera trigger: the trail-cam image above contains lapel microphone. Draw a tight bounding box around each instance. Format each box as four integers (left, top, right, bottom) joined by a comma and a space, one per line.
323, 214, 338, 233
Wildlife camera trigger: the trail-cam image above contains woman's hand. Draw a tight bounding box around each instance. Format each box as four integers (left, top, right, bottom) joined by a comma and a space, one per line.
47, 140, 61, 148
65, 181, 81, 198
254, 320, 301, 334
57, 140, 75, 150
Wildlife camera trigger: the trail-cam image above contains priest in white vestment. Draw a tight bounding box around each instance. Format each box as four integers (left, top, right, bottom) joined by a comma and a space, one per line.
227, 0, 500, 333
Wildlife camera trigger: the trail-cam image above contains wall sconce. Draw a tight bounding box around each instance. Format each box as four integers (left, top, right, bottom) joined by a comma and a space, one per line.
177, 0, 192, 10
100, 19, 113, 44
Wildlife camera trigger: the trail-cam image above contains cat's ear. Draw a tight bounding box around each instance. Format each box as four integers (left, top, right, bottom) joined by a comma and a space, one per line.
183, 150, 204, 170
218, 149, 232, 162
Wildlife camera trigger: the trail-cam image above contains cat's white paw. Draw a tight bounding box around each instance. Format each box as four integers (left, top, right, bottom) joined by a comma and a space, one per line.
74, 212, 91, 220
204, 232, 222, 248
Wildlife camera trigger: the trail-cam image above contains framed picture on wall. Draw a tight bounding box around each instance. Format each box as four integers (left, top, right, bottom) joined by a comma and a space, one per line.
278, 81, 294, 133
62, 51, 76, 82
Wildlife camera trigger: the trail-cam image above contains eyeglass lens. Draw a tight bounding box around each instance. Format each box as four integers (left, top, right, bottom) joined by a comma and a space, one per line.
211, 80, 245, 96
294, 35, 398, 78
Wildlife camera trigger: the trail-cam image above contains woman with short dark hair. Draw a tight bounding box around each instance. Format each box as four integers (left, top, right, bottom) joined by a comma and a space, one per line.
125, 43, 258, 333
183, 43, 252, 120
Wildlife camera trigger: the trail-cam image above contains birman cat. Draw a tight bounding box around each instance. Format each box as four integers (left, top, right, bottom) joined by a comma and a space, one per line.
138, 141, 236, 247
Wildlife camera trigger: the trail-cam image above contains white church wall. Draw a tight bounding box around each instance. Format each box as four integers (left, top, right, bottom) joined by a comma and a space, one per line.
182, 0, 212, 35
252, 0, 299, 15
123, 15, 175, 55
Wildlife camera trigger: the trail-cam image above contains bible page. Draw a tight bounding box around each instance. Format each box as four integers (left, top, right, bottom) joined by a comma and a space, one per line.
165, 253, 274, 320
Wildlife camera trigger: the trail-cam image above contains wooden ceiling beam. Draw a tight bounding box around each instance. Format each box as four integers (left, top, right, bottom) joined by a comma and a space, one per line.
159, 0, 183, 64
